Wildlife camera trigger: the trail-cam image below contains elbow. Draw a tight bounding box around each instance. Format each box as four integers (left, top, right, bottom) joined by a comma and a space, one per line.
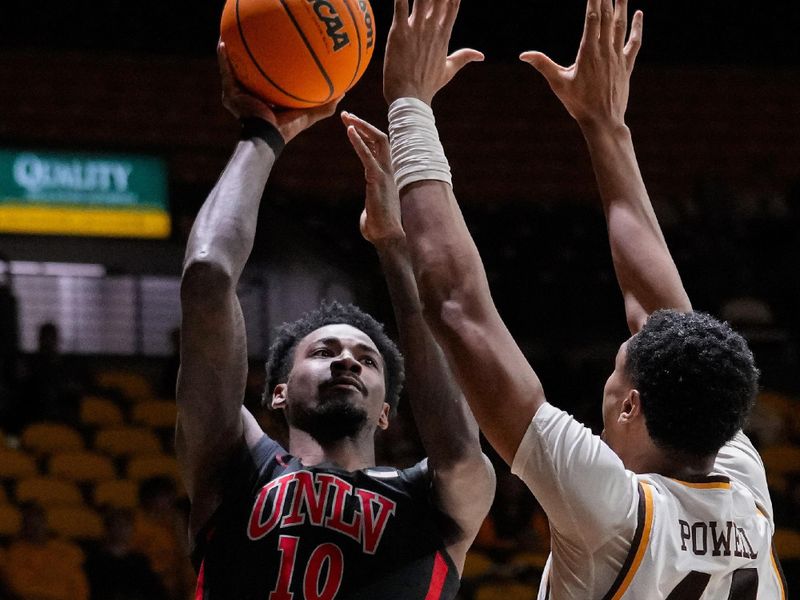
181, 257, 234, 305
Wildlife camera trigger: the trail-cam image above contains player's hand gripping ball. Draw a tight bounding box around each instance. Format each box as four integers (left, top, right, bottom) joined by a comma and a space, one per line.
220, 0, 376, 108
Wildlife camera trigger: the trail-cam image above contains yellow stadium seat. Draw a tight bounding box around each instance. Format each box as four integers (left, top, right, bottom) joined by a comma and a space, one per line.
96, 370, 154, 402
16, 477, 84, 507
0, 447, 38, 480
132, 400, 177, 429
760, 445, 800, 477
93, 479, 139, 509
463, 551, 495, 579
80, 396, 124, 427
774, 528, 800, 559
0, 503, 22, 537
94, 426, 162, 457
46, 505, 104, 540
48, 451, 116, 483
127, 455, 180, 484
21, 422, 84, 456
510, 551, 549, 571
475, 582, 539, 600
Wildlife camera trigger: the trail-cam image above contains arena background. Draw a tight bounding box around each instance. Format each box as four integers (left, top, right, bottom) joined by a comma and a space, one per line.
0, 1, 799, 598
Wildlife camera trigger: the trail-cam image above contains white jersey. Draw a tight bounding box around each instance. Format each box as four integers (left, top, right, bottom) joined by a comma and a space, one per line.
511, 403, 787, 599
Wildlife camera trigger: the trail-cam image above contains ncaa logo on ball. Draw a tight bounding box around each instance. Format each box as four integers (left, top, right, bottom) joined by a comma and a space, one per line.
306, 0, 350, 52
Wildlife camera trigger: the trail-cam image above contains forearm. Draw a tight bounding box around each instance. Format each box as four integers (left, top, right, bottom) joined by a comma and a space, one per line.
581, 123, 691, 328
183, 138, 277, 283
374, 236, 483, 468
400, 181, 544, 464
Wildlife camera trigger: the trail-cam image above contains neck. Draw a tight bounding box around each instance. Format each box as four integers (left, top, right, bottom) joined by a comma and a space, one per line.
287, 427, 376, 472
628, 436, 716, 479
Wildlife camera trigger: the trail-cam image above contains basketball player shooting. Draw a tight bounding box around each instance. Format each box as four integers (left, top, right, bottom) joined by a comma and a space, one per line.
177, 41, 494, 599
382, 0, 787, 597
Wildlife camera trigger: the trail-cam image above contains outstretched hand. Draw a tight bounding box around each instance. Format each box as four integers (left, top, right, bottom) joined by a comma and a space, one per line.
218, 41, 340, 143
341, 112, 404, 246
383, 0, 484, 105
520, 0, 643, 129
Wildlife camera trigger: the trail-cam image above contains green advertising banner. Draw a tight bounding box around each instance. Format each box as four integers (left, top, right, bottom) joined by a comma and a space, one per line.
0, 149, 170, 238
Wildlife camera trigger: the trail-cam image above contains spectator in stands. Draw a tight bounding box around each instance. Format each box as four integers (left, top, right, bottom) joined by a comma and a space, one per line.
1, 503, 89, 600
131, 477, 190, 600
85, 508, 168, 600
18, 323, 84, 426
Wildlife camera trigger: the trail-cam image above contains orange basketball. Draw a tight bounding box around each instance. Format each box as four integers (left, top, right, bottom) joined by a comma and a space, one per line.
220, 0, 376, 108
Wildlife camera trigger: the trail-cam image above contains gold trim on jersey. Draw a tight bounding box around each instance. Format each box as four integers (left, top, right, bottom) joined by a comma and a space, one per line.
668, 479, 731, 490
602, 482, 655, 600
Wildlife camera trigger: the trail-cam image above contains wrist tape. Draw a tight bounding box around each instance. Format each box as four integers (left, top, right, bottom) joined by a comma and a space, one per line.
388, 98, 452, 191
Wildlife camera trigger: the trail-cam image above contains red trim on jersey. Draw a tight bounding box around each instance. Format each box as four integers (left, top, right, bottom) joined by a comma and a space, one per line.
423, 552, 449, 600
194, 560, 206, 600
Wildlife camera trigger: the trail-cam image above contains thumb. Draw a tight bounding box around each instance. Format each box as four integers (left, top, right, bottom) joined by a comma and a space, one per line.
446, 48, 485, 80
519, 51, 562, 82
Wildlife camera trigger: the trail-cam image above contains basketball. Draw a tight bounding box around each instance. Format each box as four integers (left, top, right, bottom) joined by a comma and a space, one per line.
220, 0, 376, 108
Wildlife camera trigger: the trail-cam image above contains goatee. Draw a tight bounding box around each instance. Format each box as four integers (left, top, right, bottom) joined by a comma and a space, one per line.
289, 395, 368, 444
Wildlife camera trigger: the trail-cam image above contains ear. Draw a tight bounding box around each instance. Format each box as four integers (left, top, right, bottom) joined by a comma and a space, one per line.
271, 383, 288, 411
619, 389, 642, 423
377, 402, 390, 431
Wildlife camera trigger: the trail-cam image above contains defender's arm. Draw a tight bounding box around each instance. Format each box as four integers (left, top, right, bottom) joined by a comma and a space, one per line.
383, 0, 546, 466
342, 113, 494, 573
521, 0, 691, 332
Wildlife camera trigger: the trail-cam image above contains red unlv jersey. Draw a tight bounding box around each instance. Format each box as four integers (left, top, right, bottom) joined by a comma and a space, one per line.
192, 436, 461, 600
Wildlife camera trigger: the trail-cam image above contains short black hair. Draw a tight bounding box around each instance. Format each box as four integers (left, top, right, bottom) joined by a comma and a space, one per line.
264, 301, 404, 413
626, 309, 759, 457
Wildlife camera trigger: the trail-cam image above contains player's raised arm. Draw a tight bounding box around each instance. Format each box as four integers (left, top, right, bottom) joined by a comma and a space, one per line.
383, 0, 546, 465
177, 42, 338, 536
341, 112, 494, 572
521, 0, 690, 333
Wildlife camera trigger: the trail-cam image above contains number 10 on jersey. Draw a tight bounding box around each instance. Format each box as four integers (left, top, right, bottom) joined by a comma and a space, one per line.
269, 536, 345, 600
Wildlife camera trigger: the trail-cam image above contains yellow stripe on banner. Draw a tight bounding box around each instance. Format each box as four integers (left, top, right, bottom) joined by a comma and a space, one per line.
0, 204, 170, 238
669, 479, 731, 490
612, 482, 655, 600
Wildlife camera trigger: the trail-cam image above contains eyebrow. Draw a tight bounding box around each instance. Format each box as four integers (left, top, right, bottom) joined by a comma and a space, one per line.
316, 337, 382, 361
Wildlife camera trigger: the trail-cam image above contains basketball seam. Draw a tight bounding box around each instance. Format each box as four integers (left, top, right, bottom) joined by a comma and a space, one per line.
340, 0, 363, 91
278, 0, 335, 102
235, 0, 321, 105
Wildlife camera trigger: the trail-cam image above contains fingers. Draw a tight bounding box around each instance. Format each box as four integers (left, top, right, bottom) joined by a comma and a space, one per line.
445, 48, 485, 81
392, 0, 409, 27
345, 125, 382, 172
217, 41, 236, 90
624, 10, 644, 71
612, 0, 628, 55
579, 0, 602, 51
519, 51, 564, 83
441, 0, 462, 33
411, 0, 432, 24
599, 0, 614, 52
341, 112, 388, 144
309, 97, 342, 121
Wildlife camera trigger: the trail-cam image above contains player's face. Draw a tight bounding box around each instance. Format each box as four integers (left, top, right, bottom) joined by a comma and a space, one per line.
277, 324, 389, 441
601, 340, 634, 454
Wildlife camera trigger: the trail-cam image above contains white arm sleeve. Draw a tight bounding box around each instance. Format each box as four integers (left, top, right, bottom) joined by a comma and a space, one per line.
511, 403, 639, 551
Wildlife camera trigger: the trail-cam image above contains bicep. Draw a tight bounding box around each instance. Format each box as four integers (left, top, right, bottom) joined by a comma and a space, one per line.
432, 454, 495, 574
429, 299, 545, 465
511, 404, 638, 549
